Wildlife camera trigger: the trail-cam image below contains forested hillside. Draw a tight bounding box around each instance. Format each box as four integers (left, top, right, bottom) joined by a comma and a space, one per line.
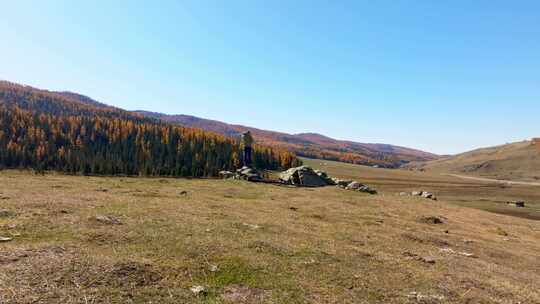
0, 81, 300, 176
136, 111, 438, 168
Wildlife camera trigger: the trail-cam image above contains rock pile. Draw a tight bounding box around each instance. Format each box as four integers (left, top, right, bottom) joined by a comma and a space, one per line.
221, 165, 377, 194
92, 214, 123, 225
219, 167, 263, 182
280, 166, 377, 194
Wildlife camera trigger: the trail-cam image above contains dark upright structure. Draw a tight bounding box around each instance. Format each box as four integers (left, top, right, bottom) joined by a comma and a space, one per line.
242, 131, 254, 167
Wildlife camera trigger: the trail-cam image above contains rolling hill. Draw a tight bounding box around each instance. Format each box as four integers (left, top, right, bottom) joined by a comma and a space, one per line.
135, 111, 438, 168
0, 80, 437, 168
0, 81, 299, 176
403, 140, 540, 182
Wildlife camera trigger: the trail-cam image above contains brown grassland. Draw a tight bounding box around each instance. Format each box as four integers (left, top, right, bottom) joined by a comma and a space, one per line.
1, 160, 539, 303
403, 140, 540, 183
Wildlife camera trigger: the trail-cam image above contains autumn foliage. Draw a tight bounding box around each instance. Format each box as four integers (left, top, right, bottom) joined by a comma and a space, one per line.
0, 81, 301, 176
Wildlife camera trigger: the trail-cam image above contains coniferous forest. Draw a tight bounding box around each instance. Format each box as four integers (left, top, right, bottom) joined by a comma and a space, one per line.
0, 81, 301, 176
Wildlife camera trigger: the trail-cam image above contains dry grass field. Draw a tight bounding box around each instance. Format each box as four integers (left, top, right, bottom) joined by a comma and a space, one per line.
1, 166, 539, 303
403, 140, 540, 182
303, 158, 540, 221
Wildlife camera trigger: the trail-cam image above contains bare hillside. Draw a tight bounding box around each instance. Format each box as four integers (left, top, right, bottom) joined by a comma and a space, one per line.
404, 140, 540, 182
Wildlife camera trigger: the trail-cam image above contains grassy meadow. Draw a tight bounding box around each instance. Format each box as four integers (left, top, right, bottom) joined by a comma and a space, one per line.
0, 163, 539, 303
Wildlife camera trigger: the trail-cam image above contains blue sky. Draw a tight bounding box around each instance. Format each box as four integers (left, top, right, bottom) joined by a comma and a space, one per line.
1, 1, 539, 154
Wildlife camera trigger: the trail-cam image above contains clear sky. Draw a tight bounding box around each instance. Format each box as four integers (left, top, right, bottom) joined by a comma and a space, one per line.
1, 1, 539, 155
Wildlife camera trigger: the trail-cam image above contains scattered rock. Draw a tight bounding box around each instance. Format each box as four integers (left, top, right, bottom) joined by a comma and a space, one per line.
507, 201, 525, 207
190, 285, 206, 296
92, 215, 123, 225
242, 223, 261, 230
345, 181, 362, 190
3, 224, 18, 230
439, 248, 455, 254
179, 190, 188, 196
419, 216, 445, 224
407, 291, 445, 302
219, 170, 235, 179
421, 256, 436, 264
345, 181, 377, 194
402, 252, 436, 264
439, 247, 477, 258
0, 236, 13, 242
459, 252, 476, 258
399, 192, 409, 196
421, 192, 435, 200
0, 209, 15, 217
333, 178, 353, 188
279, 166, 328, 187
411, 191, 437, 200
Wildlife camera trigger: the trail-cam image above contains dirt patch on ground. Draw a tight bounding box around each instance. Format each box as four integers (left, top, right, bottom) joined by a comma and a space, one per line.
0, 245, 163, 303
401, 233, 451, 247
82, 231, 136, 246
418, 216, 446, 225
0, 246, 66, 265
246, 241, 290, 256
106, 261, 162, 287
221, 284, 270, 303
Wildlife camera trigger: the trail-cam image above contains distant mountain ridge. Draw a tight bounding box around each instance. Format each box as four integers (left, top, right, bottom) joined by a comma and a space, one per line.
135, 110, 438, 168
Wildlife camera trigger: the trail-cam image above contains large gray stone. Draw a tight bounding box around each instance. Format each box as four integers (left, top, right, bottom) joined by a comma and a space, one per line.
315, 170, 336, 185
279, 166, 328, 187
